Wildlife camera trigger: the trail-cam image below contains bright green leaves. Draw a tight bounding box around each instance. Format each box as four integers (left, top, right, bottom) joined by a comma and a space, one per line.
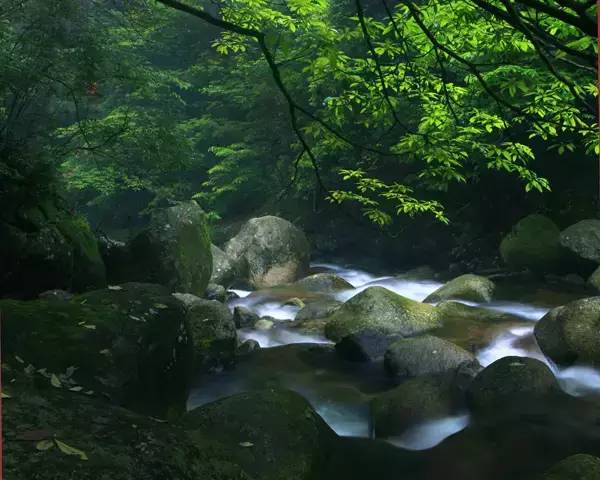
329, 169, 448, 226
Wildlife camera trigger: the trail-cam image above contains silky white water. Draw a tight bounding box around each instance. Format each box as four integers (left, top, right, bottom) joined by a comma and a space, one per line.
202, 261, 600, 450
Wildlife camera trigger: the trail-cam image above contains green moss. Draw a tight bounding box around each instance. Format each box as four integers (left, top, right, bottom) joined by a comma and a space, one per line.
324, 286, 439, 342
3, 367, 251, 480
500, 214, 565, 274
1, 283, 194, 418
129, 202, 213, 295
56, 214, 106, 291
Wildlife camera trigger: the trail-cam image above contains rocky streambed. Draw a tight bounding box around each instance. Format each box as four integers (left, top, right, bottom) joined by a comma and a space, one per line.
6, 209, 600, 480
190, 261, 600, 449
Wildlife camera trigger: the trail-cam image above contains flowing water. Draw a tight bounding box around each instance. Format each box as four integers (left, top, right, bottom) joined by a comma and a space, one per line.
188, 261, 599, 451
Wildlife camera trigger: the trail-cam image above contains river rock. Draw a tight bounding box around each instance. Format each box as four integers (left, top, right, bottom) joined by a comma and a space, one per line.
293, 273, 353, 293
205, 282, 227, 302
384, 335, 479, 378
295, 299, 342, 323
370, 374, 460, 437
541, 454, 600, 480
324, 286, 440, 342
589, 266, 600, 292
559, 219, 600, 264
129, 201, 212, 295
534, 297, 600, 365
2, 283, 194, 418
1, 199, 106, 298
233, 305, 260, 328
256, 318, 274, 330
210, 243, 241, 287
224, 216, 310, 288
183, 389, 335, 480
173, 295, 237, 372
424, 274, 495, 303
499, 214, 565, 273
467, 356, 559, 417
335, 330, 402, 362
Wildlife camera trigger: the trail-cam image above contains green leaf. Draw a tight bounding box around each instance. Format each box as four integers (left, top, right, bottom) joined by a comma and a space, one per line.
55, 439, 89, 461
36, 440, 55, 451
50, 374, 62, 388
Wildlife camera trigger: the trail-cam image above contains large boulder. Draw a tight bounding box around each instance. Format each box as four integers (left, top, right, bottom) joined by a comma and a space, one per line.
370, 374, 461, 437
324, 286, 440, 342
172, 294, 237, 372
1, 283, 194, 418
224, 216, 310, 288
3, 367, 250, 480
499, 214, 565, 273
210, 243, 241, 287
293, 273, 353, 293
534, 297, 600, 366
541, 454, 600, 480
424, 274, 495, 303
384, 335, 479, 378
559, 219, 600, 265
0, 200, 106, 298
128, 201, 212, 295
467, 356, 559, 418
183, 389, 335, 480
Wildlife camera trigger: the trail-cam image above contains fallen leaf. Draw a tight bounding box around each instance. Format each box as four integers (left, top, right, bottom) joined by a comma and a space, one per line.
239, 441, 254, 448
82, 324, 96, 330
15, 355, 25, 364
69, 386, 83, 392
50, 374, 62, 388
1, 392, 11, 399
36, 439, 55, 451
154, 303, 169, 310
65, 366, 76, 377
108, 285, 122, 291
55, 439, 88, 460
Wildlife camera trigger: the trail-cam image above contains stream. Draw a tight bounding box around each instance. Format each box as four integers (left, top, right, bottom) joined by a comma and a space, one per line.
188, 261, 600, 451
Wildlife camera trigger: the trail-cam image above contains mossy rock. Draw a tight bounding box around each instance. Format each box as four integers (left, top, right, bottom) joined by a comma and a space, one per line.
500, 214, 566, 274
559, 219, 600, 264
3, 367, 250, 480
324, 286, 440, 342
293, 273, 354, 293
129, 201, 212, 295
384, 335, 479, 379
370, 374, 461, 437
534, 297, 600, 366
541, 454, 600, 480
224, 216, 310, 288
183, 389, 335, 480
588, 266, 600, 292
0, 202, 106, 298
172, 294, 237, 372
1, 283, 194, 418
424, 274, 495, 303
56, 214, 106, 292
467, 356, 559, 418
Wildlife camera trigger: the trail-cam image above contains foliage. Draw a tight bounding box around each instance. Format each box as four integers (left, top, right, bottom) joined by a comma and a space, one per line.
1, 0, 597, 225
